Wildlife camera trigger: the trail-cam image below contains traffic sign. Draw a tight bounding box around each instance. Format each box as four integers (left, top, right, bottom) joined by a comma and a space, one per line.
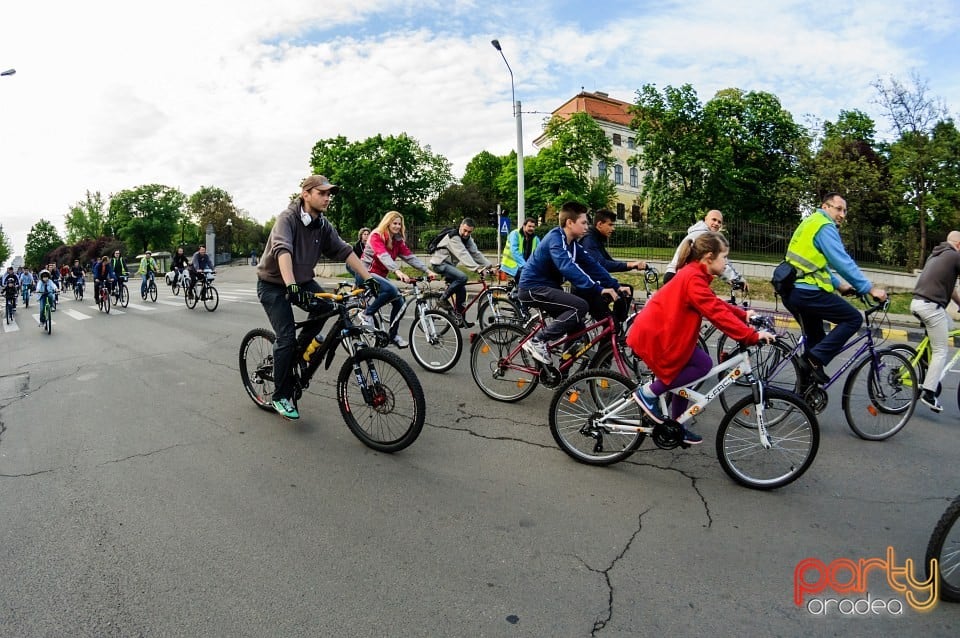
499, 215, 511, 235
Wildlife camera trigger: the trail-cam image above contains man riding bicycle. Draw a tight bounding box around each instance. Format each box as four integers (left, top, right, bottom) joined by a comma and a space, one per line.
428, 217, 494, 328
93, 256, 116, 302
256, 174, 378, 420
138, 251, 159, 297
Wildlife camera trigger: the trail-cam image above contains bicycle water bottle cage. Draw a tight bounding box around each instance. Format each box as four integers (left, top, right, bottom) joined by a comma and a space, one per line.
652, 419, 683, 450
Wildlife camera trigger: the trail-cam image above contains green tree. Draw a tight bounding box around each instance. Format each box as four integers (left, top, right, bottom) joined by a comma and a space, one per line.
432, 183, 496, 225
64, 190, 108, 243
541, 112, 614, 181
462, 150, 504, 210
0, 224, 12, 266
107, 184, 186, 254
309, 133, 453, 233
24, 219, 63, 270
873, 73, 950, 262
187, 186, 239, 253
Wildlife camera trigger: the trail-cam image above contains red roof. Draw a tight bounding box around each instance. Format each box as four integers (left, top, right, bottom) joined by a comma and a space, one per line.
552, 91, 632, 127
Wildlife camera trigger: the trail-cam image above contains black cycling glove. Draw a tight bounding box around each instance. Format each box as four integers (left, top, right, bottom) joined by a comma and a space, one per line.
286, 283, 309, 306
363, 277, 380, 298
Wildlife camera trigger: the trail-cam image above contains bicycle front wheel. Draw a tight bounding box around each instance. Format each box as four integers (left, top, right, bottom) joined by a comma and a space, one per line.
549, 369, 645, 466
239, 328, 277, 411
716, 388, 819, 490
408, 309, 462, 373
469, 323, 539, 402
119, 283, 129, 307
338, 348, 425, 452
185, 286, 198, 309
477, 295, 524, 329
171, 279, 180, 296
203, 285, 219, 311
926, 494, 960, 602
148, 281, 157, 302
842, 349, 917, 441
44, 305, 52, 334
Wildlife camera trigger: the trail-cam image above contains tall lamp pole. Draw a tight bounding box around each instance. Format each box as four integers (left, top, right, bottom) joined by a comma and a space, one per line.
490, 40, 524, 227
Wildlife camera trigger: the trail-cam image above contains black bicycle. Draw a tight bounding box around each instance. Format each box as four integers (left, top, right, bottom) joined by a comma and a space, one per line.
185, 269, 219, 312
927, 493, 960, 603
239, 288, 426, 452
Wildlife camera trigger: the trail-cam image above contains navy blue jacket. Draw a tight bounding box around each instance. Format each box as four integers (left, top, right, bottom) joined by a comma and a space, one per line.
518, 226, 618, 294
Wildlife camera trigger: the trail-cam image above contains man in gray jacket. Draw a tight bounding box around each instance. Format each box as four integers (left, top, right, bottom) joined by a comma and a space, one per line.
428, 217, 494, 327
910, 230, 960, 412
663, 209, 746, 288
257, 175, 376, 420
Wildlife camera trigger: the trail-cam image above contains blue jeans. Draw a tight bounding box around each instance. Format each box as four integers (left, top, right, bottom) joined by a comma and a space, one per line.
433, 262, 467, 310
257, 278, 323, 402
784, 286, 862, 366
363, 274, 403, 339
141, 273, 154, 295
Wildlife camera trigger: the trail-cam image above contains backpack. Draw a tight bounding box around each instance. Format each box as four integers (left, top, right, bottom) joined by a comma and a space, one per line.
426, 227, 457, 254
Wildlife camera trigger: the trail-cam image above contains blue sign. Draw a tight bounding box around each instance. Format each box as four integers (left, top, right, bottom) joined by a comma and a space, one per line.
499, 215, 511, 235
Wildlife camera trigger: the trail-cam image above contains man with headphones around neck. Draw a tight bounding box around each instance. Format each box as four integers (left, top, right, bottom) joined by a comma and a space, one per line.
257, 175, 377, 420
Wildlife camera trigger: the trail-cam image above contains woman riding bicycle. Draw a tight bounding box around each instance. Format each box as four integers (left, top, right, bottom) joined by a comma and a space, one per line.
625, 232, 774, 445
358, 211, 438, 349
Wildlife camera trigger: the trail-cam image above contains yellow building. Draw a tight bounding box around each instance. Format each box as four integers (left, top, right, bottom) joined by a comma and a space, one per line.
532, 91, 644, 223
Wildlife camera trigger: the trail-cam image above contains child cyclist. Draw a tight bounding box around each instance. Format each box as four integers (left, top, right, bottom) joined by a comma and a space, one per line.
626, 232, 774, 444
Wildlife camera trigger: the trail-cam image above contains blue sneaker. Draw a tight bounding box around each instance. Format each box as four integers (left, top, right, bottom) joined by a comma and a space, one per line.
682, 427, 703, 445
632, 387, 664, 424
272, 397, 299, 420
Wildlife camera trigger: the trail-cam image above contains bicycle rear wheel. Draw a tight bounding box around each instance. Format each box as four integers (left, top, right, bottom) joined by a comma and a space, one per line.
408, 309, 462, 373
239, 328, 277, 411
338, 348, 425, 452
842, 349, 917, 441
926, 494, 960, 602
203, 285, 219, 311
716, 388, 819, 490
185, 285, 198, 309
118, 283, 129, 307
469, 323, 539, 402
549, 369, 645, 466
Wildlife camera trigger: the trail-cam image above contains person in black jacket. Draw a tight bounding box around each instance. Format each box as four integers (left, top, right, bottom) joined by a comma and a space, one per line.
579, 209, 645, 322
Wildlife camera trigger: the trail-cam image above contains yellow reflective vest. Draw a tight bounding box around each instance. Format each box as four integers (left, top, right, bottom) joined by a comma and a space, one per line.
785, 211, 835, 293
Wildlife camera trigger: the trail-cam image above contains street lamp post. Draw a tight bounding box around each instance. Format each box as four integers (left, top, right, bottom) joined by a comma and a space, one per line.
225, 219, 233, 261
490, 40, 524, 227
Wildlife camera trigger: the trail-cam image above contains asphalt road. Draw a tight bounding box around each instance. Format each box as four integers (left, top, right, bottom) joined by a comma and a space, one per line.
1, 265, 959, 637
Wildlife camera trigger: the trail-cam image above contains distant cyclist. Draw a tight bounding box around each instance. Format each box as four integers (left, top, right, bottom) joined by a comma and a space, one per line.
92, 256, 116, 302
137, 251, 159, 298
36, 270, 58, 326
428, 217, 494, 327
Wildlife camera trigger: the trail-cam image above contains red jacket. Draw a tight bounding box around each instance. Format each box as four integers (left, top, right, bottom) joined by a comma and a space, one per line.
626, 261, 758, 384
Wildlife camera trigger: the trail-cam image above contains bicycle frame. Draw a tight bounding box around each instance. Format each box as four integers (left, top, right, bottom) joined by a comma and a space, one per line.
903, 327, 960, 388
585, 345, 774, 448
503, 314, 629, 377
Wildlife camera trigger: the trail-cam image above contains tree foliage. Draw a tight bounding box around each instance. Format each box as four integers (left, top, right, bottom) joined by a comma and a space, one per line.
309, 133, 453, 233
187, 186, 239, 252
64, 191, 108, 243
462, 151, 503, 210
24, 219, 63, 270
0, 225, 11, 266
541, 111, 614, 182
107, 184, 186, 254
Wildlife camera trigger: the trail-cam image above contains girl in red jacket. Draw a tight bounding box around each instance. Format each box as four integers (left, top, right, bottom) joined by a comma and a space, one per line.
626, 232, 774, 444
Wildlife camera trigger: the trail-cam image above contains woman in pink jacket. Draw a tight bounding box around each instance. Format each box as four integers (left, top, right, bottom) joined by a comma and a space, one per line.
359, 211, 437, 348
626, 232, 774, 444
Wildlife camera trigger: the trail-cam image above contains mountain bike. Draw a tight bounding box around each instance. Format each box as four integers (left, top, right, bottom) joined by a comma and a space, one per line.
548, 317, 820, 490
21, 282, 31, 308
886, 323, 960, 412
185, 269, 219, 311
112, 275, 129, 308
96, 279, 112, 314
38, 292, 53, 334
926, 493, 960, 602
424, 268, 524, 329
716, 297, 917, 441
73, 275, 85, 301
469, 310, 633, 403
239, 288, 426, 452
141, 271, 158, 302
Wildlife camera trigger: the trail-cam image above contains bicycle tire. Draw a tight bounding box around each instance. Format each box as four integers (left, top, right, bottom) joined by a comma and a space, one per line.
926, 494, 960, 602
549, 368, 645, 466
102, 290, 111, 314
337, 348, 425, 453
239, 328, 277, 411
588, 342, 654, 384
716, 388, 819, 490
171, 280, 180, 296
469, 323, 539, 402
185, 285, 198, 309
408, 309, 462, 373
476, 295, 524, 330
148, 281, 157, 302
44, 304, 52, 334
118, 283, 129, 307
203, 285, 219, 312
842, 349, 917, 441
718, 338, 802, 420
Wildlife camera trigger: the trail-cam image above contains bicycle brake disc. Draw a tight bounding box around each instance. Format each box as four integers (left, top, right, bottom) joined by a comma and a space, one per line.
652, 419, 683, 449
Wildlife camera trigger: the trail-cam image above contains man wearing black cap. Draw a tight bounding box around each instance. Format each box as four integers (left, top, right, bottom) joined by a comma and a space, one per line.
256, 175, 378, 420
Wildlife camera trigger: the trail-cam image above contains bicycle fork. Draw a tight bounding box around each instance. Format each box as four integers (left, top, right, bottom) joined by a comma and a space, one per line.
749, 376, 773, 449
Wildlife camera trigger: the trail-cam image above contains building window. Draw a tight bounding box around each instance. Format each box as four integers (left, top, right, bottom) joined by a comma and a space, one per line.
598, 160, 606, 178
631, 205, 641, 222
616, 203, 625, 220
614, 164, 623, 185
630, 167, 638, 188
612, 133, 621, 146
627, 137, 635, 149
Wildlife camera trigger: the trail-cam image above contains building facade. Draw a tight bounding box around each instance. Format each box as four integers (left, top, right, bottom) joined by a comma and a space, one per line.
532, 91, 644, 223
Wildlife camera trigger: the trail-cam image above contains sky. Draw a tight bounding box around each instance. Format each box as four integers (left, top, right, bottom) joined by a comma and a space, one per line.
1, 0, 959, 262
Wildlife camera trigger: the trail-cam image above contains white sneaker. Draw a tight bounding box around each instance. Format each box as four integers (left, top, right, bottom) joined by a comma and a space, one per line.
522, 338, 552, 365
392, 334, 408, 348
357, 312, 374, 327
